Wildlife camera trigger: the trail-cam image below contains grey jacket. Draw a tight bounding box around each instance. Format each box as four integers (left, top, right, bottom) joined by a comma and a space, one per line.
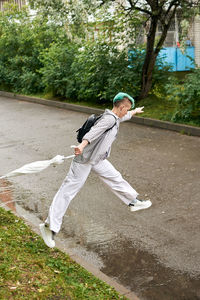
74, 109, 132, 165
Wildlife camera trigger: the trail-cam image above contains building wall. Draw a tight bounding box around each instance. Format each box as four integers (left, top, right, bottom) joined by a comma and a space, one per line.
155, 13, 200, 69
194, 15, 200, 67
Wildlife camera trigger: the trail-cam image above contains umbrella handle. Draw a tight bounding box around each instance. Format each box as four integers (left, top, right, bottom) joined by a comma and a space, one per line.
62, 145, 78, 160
63, 154, 76, 160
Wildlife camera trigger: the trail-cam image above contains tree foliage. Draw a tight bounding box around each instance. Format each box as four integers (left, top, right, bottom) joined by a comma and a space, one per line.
166, 69, 200, 124
0, 3, 66, 93
0, 1, 199, 125
28, 0, 200, 100
39, 42, 78, 97
0, 2, 170, 103
38, 38, 171, 103
83, 0, 200, 99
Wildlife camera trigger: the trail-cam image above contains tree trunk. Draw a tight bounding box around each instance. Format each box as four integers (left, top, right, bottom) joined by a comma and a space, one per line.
139, 52, 157, 99
138, 5, 178, 100
138, 16, 158, 100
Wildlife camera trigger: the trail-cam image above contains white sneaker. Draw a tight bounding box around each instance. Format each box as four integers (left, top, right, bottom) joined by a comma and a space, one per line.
39, 223, 55, 248
129, 199, 152, 212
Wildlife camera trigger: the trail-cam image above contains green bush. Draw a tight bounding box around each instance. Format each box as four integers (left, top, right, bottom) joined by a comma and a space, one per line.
166, 69, 200, 124
0, 7, 63, 94
39, 42, 78, 97
70, 41, 137, 103
0, 5, 174, 106
40, 41, 147, 103
69, 42, 171, 104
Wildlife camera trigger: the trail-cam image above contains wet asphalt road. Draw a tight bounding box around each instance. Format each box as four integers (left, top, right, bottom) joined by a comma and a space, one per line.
0, 96, 200, 300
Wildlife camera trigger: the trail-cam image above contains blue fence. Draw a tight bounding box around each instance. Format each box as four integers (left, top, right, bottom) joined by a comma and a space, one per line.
129, 47, 195, 72
158, 47, 195, 71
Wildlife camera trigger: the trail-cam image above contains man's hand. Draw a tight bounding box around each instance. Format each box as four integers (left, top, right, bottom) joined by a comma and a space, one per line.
74, 140, 89, 156
131, 106, 144, 116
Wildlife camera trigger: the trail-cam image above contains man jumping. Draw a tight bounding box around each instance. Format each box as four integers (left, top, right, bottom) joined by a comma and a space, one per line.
40, 92, 152, 248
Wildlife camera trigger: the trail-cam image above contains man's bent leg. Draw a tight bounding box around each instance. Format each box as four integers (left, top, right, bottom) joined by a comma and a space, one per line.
92, 159, 138, 206
46, 161, 91, 233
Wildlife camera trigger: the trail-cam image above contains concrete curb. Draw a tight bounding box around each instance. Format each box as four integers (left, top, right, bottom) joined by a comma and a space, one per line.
1, 204, 139, 300
0, 90, 200, 137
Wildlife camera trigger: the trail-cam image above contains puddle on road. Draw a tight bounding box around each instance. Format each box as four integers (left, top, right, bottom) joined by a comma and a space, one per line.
0, 182, 200, 300
89, 239, 200, 300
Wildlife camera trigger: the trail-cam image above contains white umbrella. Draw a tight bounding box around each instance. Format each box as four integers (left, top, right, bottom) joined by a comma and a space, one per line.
0, 146, 76, 179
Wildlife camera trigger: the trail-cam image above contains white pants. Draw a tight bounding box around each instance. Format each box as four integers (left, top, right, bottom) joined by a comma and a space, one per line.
47, 159, 138, 233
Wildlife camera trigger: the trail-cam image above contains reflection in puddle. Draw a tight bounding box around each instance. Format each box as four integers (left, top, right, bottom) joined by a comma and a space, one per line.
0, 179, 16, 211
90, 239, 200, 300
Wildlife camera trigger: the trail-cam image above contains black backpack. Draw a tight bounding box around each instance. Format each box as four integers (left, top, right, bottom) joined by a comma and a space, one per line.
76, 113, 116, 143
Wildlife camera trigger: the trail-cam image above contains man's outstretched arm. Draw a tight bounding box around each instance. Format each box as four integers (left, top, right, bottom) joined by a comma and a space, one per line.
131, 106, 144, 117
120, 106, 144, 122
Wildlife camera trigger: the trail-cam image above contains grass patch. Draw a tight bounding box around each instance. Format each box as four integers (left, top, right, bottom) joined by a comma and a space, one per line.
0, 207, 127, 299
136, 93, 199, 127
137, 94, 177, 122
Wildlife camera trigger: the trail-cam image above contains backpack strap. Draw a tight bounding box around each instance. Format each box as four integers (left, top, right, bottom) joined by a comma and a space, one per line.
103, 113, 117, 133
76, 112, 117, 143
